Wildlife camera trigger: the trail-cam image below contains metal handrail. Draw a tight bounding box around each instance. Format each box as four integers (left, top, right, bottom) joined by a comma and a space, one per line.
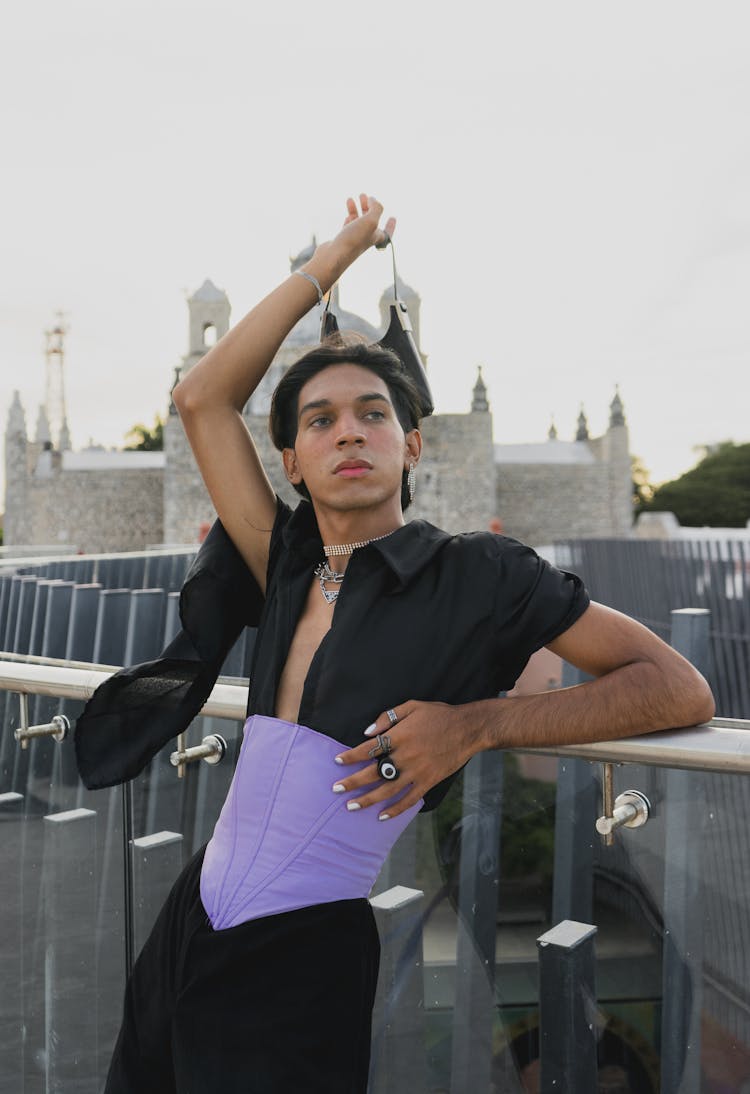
0, 657, 747, 774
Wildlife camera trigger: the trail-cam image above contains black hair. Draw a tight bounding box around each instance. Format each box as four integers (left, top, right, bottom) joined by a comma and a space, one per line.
269, 335, 423, 510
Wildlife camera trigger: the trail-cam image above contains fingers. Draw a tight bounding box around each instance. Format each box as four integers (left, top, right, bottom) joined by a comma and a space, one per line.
332, 702, 420, 818
344, 194, 386, 222
363, 702, 410, 738
333, 762, 422, 820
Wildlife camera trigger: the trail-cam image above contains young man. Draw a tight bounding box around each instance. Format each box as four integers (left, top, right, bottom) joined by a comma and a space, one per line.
82, 195, 714, 1093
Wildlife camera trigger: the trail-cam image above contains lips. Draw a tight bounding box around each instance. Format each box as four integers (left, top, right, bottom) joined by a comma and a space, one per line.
334, 459, 372, 477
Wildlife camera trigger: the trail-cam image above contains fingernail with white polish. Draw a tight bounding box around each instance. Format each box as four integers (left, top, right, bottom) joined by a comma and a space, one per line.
346, 801, 361, 811
332, 783, 346, 793
334, 755, 344, 764
378, 813, 390, 822
363, 723, 378, 737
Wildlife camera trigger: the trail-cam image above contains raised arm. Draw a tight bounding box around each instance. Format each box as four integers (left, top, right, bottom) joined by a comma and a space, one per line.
172, 195, 395, 591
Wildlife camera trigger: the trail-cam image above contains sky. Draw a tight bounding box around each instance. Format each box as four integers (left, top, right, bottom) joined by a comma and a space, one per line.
2, 0, 749, 508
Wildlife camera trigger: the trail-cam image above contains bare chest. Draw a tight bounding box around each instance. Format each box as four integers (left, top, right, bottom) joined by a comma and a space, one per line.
274, 578, 334, 723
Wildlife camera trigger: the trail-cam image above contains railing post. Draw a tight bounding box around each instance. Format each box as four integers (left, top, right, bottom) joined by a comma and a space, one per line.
13, 575, 38, 654
34, 581, 75, 726
2, 574, 22, 650
369, 885, 426, 1094
64, 583, 102, 663
131, 831, 184, 954
553, 662, 597, 925
29, 579, 56, 655
537, 919, 598, 1094
93, 589, 131, 666
0, 791, 25, 1093
124, 588, 166, 665
661, 608, 711, 1094
450, 750, 504, 1094
42, 806, 99, 1094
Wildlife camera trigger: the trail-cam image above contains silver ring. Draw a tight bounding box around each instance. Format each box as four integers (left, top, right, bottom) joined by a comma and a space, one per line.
386, 708, 398, 727
368, 733, 392, 759
377, 757, 399, 781
375, 230, 392, 251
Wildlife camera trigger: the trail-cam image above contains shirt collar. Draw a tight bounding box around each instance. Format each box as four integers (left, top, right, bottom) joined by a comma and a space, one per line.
282, 501, 452, 588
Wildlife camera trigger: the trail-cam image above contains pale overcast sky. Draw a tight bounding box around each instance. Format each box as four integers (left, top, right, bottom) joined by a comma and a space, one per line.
2, 0, 749, 507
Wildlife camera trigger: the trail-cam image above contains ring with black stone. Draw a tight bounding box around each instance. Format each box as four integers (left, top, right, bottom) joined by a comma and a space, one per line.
377, 757, 399, 781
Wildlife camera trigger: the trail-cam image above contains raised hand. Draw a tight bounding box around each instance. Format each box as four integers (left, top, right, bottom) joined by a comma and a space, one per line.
331, 193, 397, 260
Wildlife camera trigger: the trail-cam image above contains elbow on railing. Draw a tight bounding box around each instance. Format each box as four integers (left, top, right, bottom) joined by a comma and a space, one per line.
673, 659, 716, 730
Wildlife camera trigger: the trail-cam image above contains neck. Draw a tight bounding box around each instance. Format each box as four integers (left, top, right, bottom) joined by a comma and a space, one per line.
313, 503, 404, 570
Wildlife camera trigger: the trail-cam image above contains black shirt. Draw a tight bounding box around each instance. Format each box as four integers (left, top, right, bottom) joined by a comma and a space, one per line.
250, 499, 589, 809
75, 499, 589, 811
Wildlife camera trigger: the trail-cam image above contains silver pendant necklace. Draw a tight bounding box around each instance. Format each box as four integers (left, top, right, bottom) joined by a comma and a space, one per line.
314, 529, 399, 604
313, 560, 345, 604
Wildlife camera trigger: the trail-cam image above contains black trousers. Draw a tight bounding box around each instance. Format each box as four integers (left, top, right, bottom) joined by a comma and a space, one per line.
104, 845, 381, 1093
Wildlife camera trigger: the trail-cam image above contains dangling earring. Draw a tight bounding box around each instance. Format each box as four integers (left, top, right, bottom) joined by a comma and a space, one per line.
407, 461, 416, 503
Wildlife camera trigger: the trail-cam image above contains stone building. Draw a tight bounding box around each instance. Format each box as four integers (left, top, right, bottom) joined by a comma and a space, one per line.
4, 260, 632, 553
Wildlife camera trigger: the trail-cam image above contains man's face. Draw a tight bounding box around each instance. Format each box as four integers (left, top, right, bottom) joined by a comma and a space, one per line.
283, 363, 417, 514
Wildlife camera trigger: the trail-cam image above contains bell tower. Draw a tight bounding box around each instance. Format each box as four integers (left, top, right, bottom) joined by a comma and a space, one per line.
182, 280, 231, 378
164, 280, 231, 543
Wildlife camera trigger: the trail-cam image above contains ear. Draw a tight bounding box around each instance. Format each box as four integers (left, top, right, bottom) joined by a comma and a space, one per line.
282, 447, 302, 484
404, 428, 422, 467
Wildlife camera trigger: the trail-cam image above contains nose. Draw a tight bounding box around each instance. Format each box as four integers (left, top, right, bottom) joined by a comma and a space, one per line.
335, 415, 365, 447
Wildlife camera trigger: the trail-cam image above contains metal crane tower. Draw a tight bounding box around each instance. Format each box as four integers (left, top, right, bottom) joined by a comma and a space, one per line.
44, 312, 71, 450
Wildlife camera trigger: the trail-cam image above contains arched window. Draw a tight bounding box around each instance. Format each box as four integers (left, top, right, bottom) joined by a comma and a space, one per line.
203, 323, 217, 347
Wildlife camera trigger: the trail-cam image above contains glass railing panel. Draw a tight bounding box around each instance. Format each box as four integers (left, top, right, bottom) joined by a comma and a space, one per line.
126, 708, 247, 952
0, 685, 125, 1094
4, 655, 750, 1093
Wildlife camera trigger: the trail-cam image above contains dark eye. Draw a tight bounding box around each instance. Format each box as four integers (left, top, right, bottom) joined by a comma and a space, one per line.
309, 415, 331, 427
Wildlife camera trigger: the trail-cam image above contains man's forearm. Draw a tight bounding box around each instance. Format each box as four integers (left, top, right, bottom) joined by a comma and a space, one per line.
459, 657, 714, 756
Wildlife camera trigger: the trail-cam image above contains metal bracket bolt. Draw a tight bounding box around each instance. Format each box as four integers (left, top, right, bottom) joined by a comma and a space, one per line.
596, 781, 651, 842
14, 694, 70, 749
170, 734, 227, 773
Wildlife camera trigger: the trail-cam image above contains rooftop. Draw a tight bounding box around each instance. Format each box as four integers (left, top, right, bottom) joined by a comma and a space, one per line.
62, 451, 166, 471
494, 441, 595, 465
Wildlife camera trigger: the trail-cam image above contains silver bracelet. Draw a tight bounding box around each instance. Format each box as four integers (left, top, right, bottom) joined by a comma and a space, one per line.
293, 268, 324, 306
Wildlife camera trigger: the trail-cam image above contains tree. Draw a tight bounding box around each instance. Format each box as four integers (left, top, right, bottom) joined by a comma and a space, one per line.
638, 441, 750, 528
124, 414, 164, 451
632, 454, 654, 508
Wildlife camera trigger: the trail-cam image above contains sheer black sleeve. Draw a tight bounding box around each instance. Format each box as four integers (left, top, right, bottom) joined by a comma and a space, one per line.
74, 506, 287, 790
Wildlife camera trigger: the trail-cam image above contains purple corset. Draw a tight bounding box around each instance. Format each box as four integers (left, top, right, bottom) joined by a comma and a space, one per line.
200, 715, 422, 930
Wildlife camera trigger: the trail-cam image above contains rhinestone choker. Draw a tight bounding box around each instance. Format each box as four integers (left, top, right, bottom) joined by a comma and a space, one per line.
322, 531, 395, 557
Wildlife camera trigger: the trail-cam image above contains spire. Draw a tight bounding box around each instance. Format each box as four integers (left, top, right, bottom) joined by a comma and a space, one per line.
576, 405, 589, 441
548, 417, 558, 441
58, 417, 71, 452
7, 390, 27, 437
471, 366, 490, 413
35, 404, 51, 445
609, 385, 626, 427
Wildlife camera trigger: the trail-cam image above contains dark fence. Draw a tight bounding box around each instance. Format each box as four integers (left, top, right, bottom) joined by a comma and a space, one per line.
557, 537, 750, 718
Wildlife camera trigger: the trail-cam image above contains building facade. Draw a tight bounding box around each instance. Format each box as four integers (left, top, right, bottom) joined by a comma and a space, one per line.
4, 263, 632, 553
